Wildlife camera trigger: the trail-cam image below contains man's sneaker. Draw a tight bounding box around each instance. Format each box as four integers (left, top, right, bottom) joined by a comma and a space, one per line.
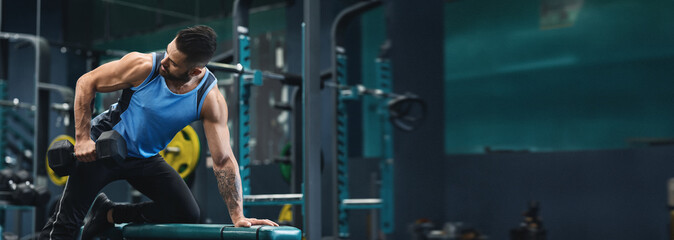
81, 193, 115, 240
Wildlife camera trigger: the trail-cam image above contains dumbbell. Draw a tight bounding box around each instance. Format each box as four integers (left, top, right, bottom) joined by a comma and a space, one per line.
11, 181, 50, 206
0, 168, 48, 206
0, 178, 51, 206
0, 169, 33, 191
47, 130, 127, 177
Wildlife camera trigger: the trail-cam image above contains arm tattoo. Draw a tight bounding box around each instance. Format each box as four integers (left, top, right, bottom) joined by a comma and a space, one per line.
215, 167, 243, 219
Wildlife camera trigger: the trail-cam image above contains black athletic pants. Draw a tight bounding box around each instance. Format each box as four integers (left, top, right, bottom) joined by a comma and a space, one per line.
38, 155, 200, 240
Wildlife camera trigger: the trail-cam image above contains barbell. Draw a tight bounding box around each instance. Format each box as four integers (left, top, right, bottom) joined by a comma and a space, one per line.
324, 81, 427, 131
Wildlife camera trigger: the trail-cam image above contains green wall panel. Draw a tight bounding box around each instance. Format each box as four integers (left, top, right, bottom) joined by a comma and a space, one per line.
92, 19, 233, 53
444, 0, 674, 154
92, 6, 286, 54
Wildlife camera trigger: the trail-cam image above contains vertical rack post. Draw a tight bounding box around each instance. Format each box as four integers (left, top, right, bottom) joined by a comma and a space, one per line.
233, 0, 252, 216
335, 52, 350, 238
303, 0, 322, 236
238, 30, 252, 199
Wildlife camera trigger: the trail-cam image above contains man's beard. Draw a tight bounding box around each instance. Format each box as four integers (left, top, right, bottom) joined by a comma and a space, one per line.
160, 68, 190, 83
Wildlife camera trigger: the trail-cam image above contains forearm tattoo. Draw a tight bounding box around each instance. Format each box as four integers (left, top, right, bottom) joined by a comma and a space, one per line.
215, 167, 243, 219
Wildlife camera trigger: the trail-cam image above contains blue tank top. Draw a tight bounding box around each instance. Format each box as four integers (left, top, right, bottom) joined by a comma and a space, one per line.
90, 52, 217, 158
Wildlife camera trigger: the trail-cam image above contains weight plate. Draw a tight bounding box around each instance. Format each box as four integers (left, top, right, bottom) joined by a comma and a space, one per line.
159, 125, 200, 179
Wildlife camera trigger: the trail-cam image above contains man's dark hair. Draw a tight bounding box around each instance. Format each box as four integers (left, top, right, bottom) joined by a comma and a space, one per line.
175, 25, 217, 67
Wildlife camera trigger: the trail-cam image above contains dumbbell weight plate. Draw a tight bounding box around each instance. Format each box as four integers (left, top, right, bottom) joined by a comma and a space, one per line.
279, 143, 291, 184
46, 135, 75, 186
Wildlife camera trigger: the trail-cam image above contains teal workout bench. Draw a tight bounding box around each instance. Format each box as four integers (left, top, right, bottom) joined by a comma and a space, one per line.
89, 224, 301, 240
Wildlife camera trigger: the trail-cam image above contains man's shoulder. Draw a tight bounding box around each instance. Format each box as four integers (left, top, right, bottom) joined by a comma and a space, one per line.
117, 52, 154, 85
123, 52, 154, 67
200, 84, 227, 120
203, 83, 222, 103
125, 52, 154, 72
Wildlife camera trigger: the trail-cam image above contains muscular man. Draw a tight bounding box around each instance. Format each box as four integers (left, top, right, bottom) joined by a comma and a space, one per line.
39, 25, 278, 240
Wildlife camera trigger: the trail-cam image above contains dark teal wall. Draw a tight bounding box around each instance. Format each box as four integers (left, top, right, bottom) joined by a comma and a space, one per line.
444, 0, 674, 154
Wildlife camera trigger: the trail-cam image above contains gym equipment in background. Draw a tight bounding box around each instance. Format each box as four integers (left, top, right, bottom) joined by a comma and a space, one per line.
510, 201, 547, 240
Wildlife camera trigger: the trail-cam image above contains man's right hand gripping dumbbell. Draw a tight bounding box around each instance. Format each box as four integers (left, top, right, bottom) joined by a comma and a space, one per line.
48, 130, 128, 177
